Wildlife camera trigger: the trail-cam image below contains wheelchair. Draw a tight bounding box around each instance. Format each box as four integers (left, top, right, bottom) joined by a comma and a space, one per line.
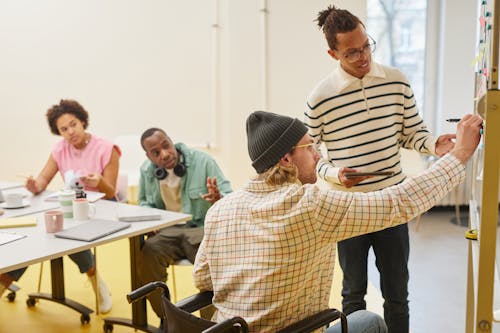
126, 281, 347, 333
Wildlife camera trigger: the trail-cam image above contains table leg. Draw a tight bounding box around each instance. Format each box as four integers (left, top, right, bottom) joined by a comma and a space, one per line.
27, 257, 94, 324
103, 235, 159, 333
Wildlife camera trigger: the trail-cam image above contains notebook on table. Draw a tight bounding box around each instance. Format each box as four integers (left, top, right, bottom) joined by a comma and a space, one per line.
45, 190, 106, 203
54, 220, 130, 242
0, 231, 26, 246
0, 217, 37, 229
117, 206, 163, 222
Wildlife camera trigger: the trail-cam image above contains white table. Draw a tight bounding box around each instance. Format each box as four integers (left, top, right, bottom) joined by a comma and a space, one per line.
0, 197, 190, 331
0, 180, 23, 190
0, 188, 59, 218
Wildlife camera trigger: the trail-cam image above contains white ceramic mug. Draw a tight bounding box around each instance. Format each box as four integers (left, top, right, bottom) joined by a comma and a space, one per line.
44, 210, 64, 233
5, 193, 23, 207
58, 189, 76, 218
72, 198, 96, 221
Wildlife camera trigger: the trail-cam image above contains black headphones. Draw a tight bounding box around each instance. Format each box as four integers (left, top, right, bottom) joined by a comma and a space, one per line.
154, 149, 187, 180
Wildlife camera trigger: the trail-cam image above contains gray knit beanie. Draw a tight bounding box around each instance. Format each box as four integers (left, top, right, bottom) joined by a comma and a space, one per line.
246, 111, 308, 173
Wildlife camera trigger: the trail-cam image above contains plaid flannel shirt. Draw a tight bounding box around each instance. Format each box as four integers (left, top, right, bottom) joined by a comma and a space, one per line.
193, 154, 464, 332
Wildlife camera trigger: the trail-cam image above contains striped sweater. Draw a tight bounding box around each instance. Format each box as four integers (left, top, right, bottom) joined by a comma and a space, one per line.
305, 61, 437, 192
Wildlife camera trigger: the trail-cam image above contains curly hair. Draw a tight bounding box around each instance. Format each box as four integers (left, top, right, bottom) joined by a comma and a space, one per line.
316, 4, 363, 51
46, 99, 89, 135
257, 162, 299, 186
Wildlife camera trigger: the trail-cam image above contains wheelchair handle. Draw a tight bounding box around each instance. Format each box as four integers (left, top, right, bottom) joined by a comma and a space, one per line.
202, 316, 249, 333
127, 281, 169, 303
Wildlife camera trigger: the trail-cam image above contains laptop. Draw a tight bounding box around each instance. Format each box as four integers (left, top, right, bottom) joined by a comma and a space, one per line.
54, 220, 130, 242
116, 206, 163, 222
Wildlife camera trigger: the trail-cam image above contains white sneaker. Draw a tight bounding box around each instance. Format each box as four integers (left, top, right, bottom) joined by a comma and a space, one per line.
89, 274, 112, 313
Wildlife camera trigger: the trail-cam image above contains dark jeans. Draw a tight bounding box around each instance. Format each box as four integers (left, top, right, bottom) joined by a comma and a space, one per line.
338, 224, 409, 333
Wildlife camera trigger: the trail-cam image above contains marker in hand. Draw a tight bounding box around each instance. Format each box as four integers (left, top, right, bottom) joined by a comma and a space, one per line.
446, 118, 484, 134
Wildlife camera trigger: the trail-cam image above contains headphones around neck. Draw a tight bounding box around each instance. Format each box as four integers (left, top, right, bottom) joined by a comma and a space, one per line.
154, 149, 187, 180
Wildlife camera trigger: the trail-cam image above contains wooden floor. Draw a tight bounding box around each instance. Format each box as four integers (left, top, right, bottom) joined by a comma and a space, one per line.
1, 208, 497, 332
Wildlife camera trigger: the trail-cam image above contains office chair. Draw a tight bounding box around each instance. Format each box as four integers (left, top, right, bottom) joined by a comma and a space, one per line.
5, 283, 20, 302
127, 281, 347, 333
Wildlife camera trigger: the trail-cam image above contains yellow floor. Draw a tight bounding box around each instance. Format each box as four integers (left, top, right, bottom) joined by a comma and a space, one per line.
0, 238, 198, 332
0, 237, 383, 332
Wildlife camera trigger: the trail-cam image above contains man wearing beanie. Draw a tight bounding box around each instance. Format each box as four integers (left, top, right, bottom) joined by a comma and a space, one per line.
193, 111, 482, 333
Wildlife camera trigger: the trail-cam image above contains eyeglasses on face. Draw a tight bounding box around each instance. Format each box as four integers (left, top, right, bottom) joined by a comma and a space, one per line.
292, 142, 321, 153
338, 35, 376, 63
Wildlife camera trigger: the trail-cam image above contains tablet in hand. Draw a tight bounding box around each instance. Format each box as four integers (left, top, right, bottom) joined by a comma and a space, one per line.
344, 171, 394, 179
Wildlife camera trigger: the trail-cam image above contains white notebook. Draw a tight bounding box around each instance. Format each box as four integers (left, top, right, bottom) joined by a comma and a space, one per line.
116, 206, 163, 222
54, 220, 130, 242
0, 231, 26, 246
45, 190, 105, 203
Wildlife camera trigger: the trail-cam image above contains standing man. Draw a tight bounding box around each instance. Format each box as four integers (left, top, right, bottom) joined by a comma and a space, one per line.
137, 127, 232, 326
304, 5, 455, 332
193, 111, 482, 333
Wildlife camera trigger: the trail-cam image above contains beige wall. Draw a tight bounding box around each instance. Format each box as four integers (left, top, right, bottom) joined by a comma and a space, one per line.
0, 0, 361, 189
0, 1, 475, 192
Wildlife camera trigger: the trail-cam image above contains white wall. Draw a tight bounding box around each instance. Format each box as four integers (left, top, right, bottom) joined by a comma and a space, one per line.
0, 0, 475, 190
435, 0, 477, 135
219, 0, 362, 187
0, 0, 353, 189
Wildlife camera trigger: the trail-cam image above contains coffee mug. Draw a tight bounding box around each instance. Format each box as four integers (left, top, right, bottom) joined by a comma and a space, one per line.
58, 189, 76, 218
72, 198, 96, 221
5, 193, 23, 207
44, 210, 64, 233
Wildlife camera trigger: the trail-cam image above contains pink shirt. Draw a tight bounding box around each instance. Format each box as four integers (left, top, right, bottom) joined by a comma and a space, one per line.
52, 134, 121, 193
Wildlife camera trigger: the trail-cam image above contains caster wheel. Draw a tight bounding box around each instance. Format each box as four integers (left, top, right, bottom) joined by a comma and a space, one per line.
7, 292, 16, 302
80, 313, 91, 325
103, 322, 114, 332
26, 297, 36, 307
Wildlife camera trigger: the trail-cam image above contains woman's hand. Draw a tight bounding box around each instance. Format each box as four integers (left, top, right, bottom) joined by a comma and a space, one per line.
79, 173, 102, 189
25, 176, 40, 195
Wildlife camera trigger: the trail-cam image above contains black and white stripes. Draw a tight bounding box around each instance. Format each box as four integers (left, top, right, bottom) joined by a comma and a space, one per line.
304, 62, 436, 192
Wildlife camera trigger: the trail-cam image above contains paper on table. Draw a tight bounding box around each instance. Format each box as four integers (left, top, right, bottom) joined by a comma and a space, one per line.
0, 216, 37, 229
0, 231, 26, 245
45, 190, 105, 203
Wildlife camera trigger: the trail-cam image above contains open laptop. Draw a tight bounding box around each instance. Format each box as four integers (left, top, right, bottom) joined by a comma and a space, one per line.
54, 220, 130, 242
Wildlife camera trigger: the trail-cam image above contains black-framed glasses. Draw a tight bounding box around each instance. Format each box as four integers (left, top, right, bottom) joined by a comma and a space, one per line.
339, 35, 376, 63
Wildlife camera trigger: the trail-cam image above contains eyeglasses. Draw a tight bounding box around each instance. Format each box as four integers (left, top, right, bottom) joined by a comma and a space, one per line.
338, 35, 376, 63
292, 142, 321, 153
